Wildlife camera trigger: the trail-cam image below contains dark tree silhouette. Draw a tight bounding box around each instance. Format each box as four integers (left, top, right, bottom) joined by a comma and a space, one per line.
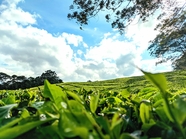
40, 70, 62, 84
0, 70, 63, 90
0, 72, 11, 83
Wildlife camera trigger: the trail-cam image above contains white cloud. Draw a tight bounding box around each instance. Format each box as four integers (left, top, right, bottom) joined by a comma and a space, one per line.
62, 32, 87, 47
0, 0, 39, 25
85, 34, 137, 62
0, 0, 173, 82
124, 0, 185, 53
84, 32, 144, 77
77, 50, 83, 56
125, 15, 160, 53
140, 59, 173, 73
0, 0, 78, 79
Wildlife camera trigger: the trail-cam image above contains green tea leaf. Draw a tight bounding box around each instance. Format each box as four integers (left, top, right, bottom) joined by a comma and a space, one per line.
171, 97, 186, 124
163, 100, 174, 122
140, 70, 167, 95
119, 133, 136, 139
140, 102, 150, 123
120, 90, 130, 98
0, 118, 22, 131
110, 113, 123, 138
106, 97, 122, 104
111, 113, 122, 130
66, 91, 84, 105
3, 95, 16, 104
141, 121, 156, 133
0, 118, 56, 139
58, 110, 77, 137
68, 100, 84, 112
43, 80, 66, 109
90, 92, 99, 113
0, 100, 5, 106
72, 127, 89, 139
155, 107, 169, 122
0, 104, 17, 118
96, 116, 110, 134
21, 108, 30, 119
37, 123, 63, 139
153, 99, 163, 108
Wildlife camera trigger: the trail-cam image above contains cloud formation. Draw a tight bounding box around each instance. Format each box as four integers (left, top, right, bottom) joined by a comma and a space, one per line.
0, 0, 173, 82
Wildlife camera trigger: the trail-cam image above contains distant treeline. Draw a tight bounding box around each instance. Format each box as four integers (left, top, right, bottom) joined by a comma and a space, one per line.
0, 70, 63, 90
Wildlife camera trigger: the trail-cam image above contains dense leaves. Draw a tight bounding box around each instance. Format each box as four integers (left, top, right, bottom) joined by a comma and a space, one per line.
68, 0, 163, 34
0, 70, 186, 139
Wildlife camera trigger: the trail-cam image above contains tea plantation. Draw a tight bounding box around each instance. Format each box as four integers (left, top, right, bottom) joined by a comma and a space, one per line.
0, 70, 186, 139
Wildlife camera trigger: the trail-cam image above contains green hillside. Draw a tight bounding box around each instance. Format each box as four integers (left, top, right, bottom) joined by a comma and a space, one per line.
59, 70, 186, 92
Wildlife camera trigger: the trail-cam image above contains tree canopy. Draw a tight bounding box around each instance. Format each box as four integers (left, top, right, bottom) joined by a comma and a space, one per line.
68, 0, 186, 69
148, 2, 186, 70
68, 0, 163, 34
0, 70, 63, 90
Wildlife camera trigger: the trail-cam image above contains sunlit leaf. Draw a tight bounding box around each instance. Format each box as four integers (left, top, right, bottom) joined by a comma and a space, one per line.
66, 91, 84, 105
21, 108, 30, 119
140, 102, 151, 123
140, 69, 167, 96
2, 95, 16, 104
120, 90, 130, 98
106, 97, 122, 104
111, 113, 122, 130
72, 127, 89, 139
163, 100, 174, 122
43, 80, 66, 109
90, 92, 99, 113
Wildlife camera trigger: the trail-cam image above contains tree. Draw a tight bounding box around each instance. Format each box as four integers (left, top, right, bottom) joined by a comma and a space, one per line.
68, 0, 186, 69
0, 72, 11, 83
0, 70, 63, 89
148, 2, 186, 69
16, 76, 27, 82
67, 0, 168, 34
40, 70, 62, 84
172, 52, 186, 70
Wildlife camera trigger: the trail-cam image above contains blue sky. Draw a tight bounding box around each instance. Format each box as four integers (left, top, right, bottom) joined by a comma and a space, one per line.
0, 0, 174, 81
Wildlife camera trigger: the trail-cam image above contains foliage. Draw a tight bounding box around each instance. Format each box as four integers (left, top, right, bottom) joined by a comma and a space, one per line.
67, 0, 164, 34
0, 70, 63, 90
148, 3, 186, 69
0, 70, 186, 139
172, 52, 186, 70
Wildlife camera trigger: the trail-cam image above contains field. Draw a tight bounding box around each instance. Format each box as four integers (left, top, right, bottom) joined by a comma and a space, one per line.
0, 69, 186, 139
